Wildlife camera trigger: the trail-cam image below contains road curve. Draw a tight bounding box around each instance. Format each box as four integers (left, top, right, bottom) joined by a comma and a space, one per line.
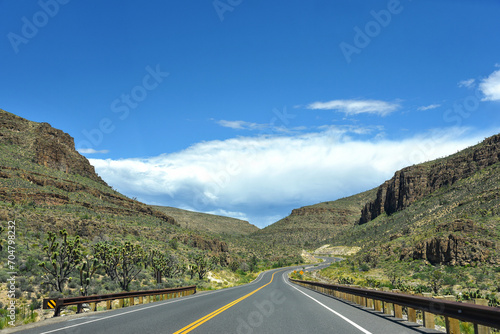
14, 259, 434, 334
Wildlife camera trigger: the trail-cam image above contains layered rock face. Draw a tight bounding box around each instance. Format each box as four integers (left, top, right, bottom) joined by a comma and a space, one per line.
0, 110, 105, 183
0, 109, 177, 226
404, 219, 498, 265
180, 235, 229, 252
359, 134, 500, 224
401, 235, 496, 266
34, 122, 104, 183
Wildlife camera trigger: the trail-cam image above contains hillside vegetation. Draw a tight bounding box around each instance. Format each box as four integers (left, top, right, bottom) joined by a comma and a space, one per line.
153, 206, 259, 236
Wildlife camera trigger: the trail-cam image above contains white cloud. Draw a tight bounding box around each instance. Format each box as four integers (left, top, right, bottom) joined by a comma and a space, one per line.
479, 69, 500, 101
306, 99, 399, 116
417, 104, 441, 111
216, 120, 265, 130
458, 79, 475, 88
216, 118, 308, 135
205, 209, 249, 221
78, 148, 109, 154
89, 126, 492, 228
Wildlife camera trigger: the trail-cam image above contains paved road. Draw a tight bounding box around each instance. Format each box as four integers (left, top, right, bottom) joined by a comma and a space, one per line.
14, 258, 436, 334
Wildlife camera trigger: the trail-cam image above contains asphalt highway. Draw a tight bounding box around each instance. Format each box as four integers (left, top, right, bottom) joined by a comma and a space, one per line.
14, 258, 437, 334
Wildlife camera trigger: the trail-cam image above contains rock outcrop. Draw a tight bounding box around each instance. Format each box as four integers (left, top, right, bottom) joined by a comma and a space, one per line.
0, 109, 177, 226
359, 133, 500, 224
0, 110, 105, 183
179, 235, 229, 252
400, 234, 496, 266
398, 219, 498, 265
34, 122, 104, 183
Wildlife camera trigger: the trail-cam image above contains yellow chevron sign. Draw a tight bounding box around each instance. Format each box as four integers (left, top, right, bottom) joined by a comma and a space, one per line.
47, 300, 56, 309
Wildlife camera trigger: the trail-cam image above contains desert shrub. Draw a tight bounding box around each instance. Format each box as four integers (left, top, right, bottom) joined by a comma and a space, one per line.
48, 291, 63, 299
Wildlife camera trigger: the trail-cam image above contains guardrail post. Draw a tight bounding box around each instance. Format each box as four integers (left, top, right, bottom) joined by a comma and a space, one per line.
129, 297, 134, 306
474, 299, 491, 334
366, 297, 373, 309
351, 286, 360, 305
373, 289, 383, 312
139, 296, 143, 304
422, 293, 435, 329
90, 302, 96, 312
391, 289, 402, 318
381, 288, 392, 315
407, 306, 417, 323
442, 295, 460, 334
405, 291, 417, 323
383, 301, 392, 315
107, 300, 112, 310
119, 299, 124, 308
390, 290, 402, 318
374, 299, 383, 312
54, 306, 61, 317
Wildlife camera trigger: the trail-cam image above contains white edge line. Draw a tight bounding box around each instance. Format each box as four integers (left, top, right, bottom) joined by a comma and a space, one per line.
282, 272, 373, 334
39, 270, 272, 334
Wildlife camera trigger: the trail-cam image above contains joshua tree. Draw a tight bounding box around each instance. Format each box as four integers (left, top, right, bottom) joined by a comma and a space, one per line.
78, 252, 100, 296
114, 242, 145, 291
189, 252, 214, 280
39, 229, 83, 292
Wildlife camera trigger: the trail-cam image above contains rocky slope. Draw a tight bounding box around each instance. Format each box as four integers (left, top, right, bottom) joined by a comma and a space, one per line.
0, 109, 177, 228
1, 110, 104, 183
359, 133, 500, 224
253, 188, 377, 247
329, 158, 500, 267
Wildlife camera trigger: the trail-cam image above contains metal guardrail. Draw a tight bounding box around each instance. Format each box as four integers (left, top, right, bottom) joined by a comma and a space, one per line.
290, 279, 500, 332
43, 285, 196, 316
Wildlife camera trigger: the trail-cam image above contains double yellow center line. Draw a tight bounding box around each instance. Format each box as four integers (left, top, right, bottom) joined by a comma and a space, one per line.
173, 270, 283, 334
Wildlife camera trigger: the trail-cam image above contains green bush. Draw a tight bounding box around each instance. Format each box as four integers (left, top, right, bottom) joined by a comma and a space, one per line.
359, 263, 370, 272
48, 291, 63, 299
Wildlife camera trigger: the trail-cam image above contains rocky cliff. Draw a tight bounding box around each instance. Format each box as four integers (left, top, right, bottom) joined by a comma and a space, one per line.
0, 109, 177, 226
359, 133, 500, 224
0, 109, 105, 183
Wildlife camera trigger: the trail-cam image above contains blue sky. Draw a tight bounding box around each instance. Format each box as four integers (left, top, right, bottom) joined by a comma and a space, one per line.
1, 0, 500, 227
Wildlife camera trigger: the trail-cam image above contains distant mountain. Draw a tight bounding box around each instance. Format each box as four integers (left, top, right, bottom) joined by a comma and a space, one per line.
252, 188, 377, 247
152, 206, 259, 236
